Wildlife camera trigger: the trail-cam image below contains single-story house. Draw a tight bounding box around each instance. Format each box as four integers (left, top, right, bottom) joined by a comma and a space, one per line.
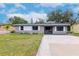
13, 22, 70, 34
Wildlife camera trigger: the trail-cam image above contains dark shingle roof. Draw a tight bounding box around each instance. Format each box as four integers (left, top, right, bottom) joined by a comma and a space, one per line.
13, 23, 70, 26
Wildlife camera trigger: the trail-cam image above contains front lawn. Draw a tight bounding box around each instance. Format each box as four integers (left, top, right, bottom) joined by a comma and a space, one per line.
70, 32, 79, 37
0, 33, 43, 56
71, 32, 79, 36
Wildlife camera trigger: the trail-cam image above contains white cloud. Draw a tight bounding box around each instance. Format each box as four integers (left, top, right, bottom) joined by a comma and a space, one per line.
0, 3, 6, 8
7, 12, 48, 23
7, 8, 17, 14
73, 7, 79, 13
39, 3, 64, 8
0, 4, 26, 14
0, 8, 17, 14
29, 12, 48, 21
7, 14, 26, 19
6, 4, 26, 14
14, 4, 26, 10
0, 4, 6, 14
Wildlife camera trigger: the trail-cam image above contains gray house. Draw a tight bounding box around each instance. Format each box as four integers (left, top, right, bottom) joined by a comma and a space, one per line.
13, 22, 70, 34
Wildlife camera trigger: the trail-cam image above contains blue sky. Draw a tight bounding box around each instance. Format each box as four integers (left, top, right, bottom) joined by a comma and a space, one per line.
0, 3, 79, 23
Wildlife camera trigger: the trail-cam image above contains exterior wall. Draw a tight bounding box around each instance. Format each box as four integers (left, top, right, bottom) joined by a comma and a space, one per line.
39, 26, 44, 33
14, 25, 44, 33
53, 26, 68, 35
19, 26, 32, 31
71, 24, 79, 33
14, 26, 19, 32
14, 25, 68, 34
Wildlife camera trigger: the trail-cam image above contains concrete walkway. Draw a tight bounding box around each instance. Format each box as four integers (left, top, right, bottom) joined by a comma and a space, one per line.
36, 35, 79, 56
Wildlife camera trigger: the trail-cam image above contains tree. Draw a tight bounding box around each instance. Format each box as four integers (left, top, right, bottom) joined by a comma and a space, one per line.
62, 10, 74, 24
47, 9, 62, 22
9, 16, 28, 24
47, 9, 76, 24
75, 12, 79, 23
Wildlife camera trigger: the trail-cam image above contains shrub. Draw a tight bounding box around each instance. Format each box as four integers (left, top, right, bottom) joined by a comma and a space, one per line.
10, 30, 15, 33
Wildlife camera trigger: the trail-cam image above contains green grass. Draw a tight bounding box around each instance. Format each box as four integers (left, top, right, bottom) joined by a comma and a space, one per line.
71, 32, 79, 36
0, 33, 43, 56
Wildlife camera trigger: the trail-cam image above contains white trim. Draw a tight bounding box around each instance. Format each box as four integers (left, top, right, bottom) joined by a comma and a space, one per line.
56, 26, 64, 31
38, 26, 40, 31
63, 26, 66, 31
54, 26, 57, 31
19, 26, 21, 31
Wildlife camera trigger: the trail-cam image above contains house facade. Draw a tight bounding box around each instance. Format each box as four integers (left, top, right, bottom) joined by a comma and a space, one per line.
13, 22, 70, 34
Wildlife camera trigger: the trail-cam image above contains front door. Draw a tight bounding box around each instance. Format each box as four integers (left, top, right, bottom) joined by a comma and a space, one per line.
44, 26, 53, 34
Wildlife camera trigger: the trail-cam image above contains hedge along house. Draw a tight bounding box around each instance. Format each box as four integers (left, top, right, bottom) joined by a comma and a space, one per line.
13, 22, 70, 35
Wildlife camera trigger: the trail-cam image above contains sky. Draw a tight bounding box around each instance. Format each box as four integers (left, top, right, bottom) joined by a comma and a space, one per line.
0, 3, 79, 23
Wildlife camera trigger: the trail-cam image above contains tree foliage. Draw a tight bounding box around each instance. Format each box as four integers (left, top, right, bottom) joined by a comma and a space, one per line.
9, 16, 28, 24
47, 9, 62, 22
3, 24, 11, 30
47, 9, 76, 24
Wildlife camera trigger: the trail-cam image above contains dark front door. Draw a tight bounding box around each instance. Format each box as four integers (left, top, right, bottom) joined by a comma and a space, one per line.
44, 26, 53, 34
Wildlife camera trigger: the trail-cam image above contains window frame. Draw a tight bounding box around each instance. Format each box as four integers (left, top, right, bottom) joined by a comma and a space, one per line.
32, 26, 38, 30
56, 26, 63, 31
20, 26, 24, 30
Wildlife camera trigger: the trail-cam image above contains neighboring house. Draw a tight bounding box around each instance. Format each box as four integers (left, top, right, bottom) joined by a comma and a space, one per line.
13, 22, 70, 35
71, 23, 79, 33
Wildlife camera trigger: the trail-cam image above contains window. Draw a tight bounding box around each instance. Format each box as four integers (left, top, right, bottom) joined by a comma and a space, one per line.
32, 26, 38, 30
20, 26, 24, 30
57, 26, 63, 31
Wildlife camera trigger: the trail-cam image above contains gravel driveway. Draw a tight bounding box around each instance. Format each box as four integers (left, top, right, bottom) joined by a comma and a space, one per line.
37, 35, 79, 56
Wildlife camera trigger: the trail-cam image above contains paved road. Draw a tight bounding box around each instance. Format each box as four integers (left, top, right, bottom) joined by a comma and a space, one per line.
36, 35, 79, 56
